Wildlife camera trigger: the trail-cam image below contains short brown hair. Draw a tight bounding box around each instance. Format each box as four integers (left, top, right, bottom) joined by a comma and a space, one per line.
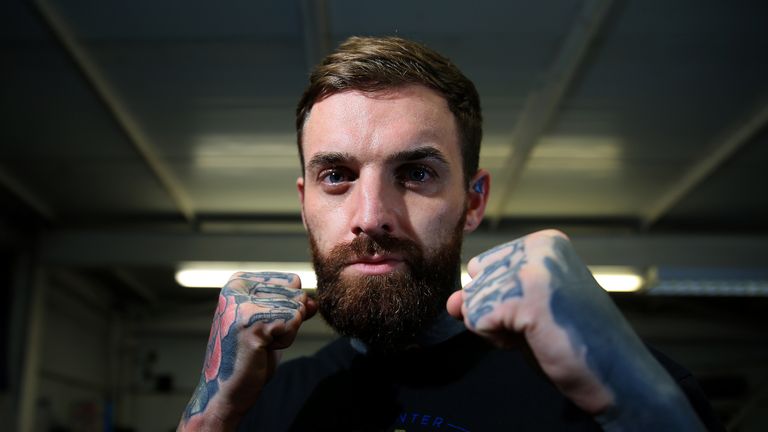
296, 36, 482, 184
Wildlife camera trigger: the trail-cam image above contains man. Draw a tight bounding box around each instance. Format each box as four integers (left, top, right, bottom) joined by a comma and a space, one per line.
178, 36, 722, 431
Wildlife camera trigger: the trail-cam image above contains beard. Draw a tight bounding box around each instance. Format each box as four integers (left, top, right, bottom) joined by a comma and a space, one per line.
309, 218, 465, 353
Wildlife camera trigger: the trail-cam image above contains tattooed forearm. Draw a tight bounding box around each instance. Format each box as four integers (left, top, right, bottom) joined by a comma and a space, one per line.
545, 237, 705, 431
184, 375, 219, 418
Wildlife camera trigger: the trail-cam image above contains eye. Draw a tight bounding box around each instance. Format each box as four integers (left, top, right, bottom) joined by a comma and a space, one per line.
397, 164, 436, 185
407, 166, 427, 182
325, 170, 345, 184
319, 167, 356, 186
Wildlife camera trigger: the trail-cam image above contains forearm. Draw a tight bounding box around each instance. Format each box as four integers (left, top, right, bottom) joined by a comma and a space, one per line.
592, 345, 706, 432
178, 388, 246, 432
178, 413, 241, 432
543, 244, 707, 431
177, 357, 269, 432
596, 389, 705, 432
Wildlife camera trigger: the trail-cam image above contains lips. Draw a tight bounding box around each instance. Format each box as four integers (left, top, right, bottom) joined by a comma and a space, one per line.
345, 254, 405, 275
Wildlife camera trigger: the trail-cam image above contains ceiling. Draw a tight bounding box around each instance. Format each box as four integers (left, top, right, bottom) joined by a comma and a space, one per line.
3, 0, 768, 230
2, 0, 768, 426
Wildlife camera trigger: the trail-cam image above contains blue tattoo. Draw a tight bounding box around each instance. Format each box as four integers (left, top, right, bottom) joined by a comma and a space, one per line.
238, 271, 296, 284
184, 375, 219, 419
182, 275, 301, 423
244, 311, 297, 327
245, 284, 302, 297
465, 241, 527, 327
231, 295, 299, 310
219, 330, 238, 381
545, 237, 704, 431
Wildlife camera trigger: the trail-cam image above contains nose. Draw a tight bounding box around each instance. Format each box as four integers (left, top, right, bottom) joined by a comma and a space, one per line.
349, 172, 398, 237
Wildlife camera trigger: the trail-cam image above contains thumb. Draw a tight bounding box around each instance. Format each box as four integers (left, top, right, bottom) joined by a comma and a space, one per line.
446, 290, 464, 320
303, 295, 319, 321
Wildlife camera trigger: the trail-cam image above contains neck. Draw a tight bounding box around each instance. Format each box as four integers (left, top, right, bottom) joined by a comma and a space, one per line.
350, 310, 466, 354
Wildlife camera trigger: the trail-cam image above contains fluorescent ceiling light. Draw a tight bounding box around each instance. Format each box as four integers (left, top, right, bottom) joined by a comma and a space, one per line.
177, 262, 317, 288
176, 262, 468, 289
589, 266, 644, 292
177, 262, 642, 293
592, 273, 644, 292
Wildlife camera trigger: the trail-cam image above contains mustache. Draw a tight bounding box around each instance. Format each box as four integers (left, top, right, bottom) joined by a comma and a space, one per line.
326, 233, 423, 268
331, 233, 421, 258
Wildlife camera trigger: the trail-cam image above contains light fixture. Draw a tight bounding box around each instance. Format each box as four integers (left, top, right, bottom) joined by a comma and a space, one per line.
589, 266, 645, 292
591, 273, 644, 292
176, 262, 318, 288
176, 262, 468, 289
177, 262, 643, 293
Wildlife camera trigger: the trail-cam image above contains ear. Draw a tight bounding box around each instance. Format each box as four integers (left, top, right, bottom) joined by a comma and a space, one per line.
296, 176, 307, 229
464, 169, 490, 233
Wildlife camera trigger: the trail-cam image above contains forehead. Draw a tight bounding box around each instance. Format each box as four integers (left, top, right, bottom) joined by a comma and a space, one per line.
302, 85, 460, 164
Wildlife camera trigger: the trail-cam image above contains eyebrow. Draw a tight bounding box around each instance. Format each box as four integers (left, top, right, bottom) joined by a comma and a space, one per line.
387, 146, 449, 166
306, 152, 355, 172
305, 145, 450, 172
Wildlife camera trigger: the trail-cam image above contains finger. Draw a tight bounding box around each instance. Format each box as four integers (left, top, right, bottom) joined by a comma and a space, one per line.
479, 327, 528, 350
249, 297, 303, 311
303, 295, 319, 321
229, 273, 304, 298
467, 242, 510, 277
263, 320, 302, 350
237, 304, 304, 351
446, 290, 464, 319
467, 256, 481, 278
259, 306, 307, 350
285, 289, 316, 321
229, 271, 302, 289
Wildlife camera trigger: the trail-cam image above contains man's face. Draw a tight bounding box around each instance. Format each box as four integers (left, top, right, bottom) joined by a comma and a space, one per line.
297, 84, 487, 350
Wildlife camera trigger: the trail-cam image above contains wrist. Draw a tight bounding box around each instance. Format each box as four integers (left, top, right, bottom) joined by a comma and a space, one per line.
593, 379, 705, 432
179, 397, 246, 432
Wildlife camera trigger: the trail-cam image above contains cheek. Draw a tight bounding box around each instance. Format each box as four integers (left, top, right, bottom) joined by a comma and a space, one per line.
304, 198, 347, 249
410, 200, 464, 248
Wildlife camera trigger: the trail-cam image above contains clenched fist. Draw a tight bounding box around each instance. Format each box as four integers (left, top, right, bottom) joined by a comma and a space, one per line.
179, 272, 317, 431
448, 230, 705, 430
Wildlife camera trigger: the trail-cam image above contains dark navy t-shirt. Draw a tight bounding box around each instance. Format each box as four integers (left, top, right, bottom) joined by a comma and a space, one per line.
238, 331, 723, 431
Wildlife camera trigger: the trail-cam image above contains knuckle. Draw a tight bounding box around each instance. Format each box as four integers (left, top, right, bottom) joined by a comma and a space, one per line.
527, 229, 571, 250
283, 298, 302, 310
537, 228, 569, 241
221, 282, 241, 295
